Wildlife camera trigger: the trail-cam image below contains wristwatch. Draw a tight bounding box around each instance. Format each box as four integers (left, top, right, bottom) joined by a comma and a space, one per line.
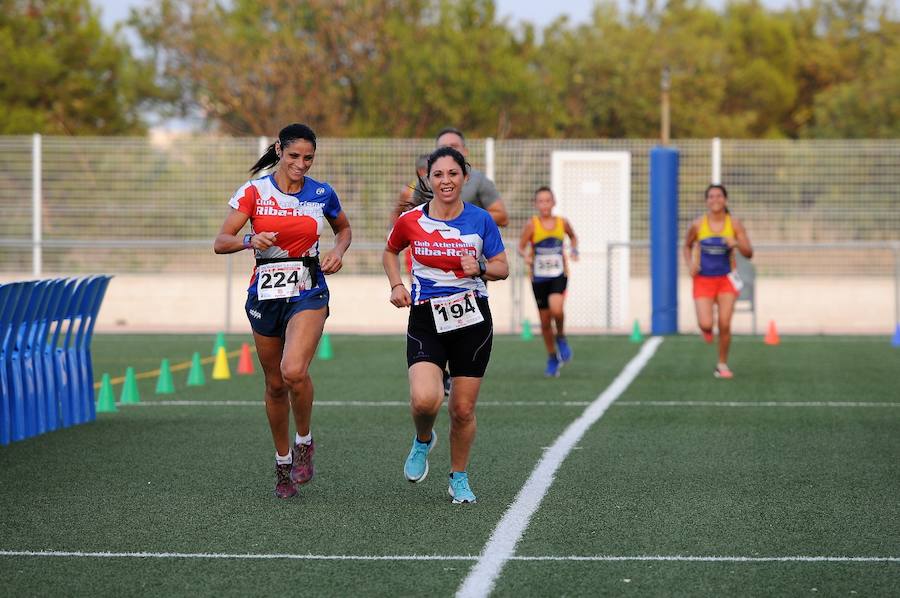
478, 259, 487, 276
242, 233, 253, 249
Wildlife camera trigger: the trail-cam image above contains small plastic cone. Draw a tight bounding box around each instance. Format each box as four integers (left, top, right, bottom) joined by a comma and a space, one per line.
155, 358, 175, 394
120, 367, 140, 403
96, 373, 117, 413
212, 332, 226, 356
629, 319, 644, 343
212, 347, 231, 380
891, 324, 900, 348
521, 319, 533, 341
764, 320, 780, 345
187, 352, 206, 386
237, 343, 255, 374
317, 333, 333, 360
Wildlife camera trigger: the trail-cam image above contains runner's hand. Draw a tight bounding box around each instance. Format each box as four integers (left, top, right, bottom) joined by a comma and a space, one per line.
253, 232, 278, 250
460, 254, 480, 277
390, 284, 411, 308
320, 250, 343, 274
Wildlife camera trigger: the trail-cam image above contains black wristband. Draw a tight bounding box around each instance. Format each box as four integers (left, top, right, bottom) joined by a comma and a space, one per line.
478, 260, 487, 276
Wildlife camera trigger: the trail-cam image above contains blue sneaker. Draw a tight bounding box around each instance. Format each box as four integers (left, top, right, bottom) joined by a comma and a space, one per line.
544, 354, 561, 377
448, 472, 477, 504
404, 432, 436, 483
556, 337, 573, 363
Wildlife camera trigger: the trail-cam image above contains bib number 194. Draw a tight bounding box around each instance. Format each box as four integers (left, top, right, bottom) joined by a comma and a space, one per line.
430, 290, 484, 333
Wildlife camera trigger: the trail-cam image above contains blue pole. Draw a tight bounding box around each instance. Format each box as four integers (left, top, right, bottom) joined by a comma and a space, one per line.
650, 146, 679, 335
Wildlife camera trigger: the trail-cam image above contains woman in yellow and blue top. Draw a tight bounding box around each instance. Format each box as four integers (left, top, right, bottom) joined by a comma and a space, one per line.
518, 186, 579, 377
683, 184, 753, 379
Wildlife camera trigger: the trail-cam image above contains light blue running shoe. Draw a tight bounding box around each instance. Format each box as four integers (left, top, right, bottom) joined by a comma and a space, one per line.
544, 354, 561, 377
448, 472, 477, 504
404, 432, 436, 483
556, 336, 573, 363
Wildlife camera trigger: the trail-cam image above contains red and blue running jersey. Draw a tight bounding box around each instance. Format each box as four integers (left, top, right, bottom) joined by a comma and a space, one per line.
387, 202, 505, 302
229, 174, 343, 300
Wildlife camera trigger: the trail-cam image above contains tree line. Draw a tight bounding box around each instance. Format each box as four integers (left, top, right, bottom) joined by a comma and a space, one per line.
3, 0, 898, 138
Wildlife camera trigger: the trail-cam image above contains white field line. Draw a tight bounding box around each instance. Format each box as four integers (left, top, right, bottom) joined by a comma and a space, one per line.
616, 401, 900, 408
119, 400, 900, 408
456, 336, 665, 598
1, 550, 897, 563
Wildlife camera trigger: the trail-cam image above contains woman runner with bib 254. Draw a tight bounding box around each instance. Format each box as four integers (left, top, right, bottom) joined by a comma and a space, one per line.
517, 186, 579, 378
383, 146, 508, 504
683, 184, 752, 379
214, 123, 352, 498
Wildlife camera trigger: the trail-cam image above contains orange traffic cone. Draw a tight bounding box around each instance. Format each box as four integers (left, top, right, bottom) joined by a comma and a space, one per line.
764, 320, 780, 345
237, 342, 255, 375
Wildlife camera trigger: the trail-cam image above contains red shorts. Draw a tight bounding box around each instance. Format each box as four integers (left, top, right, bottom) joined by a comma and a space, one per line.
693, 274, 738, 298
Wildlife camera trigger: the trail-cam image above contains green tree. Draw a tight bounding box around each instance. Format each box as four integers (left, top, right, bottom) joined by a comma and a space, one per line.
0, 0, 158, 134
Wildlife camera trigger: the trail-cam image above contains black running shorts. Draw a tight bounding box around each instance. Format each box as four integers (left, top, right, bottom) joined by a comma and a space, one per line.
531, 276, 568, 310
406, 296, 493, 378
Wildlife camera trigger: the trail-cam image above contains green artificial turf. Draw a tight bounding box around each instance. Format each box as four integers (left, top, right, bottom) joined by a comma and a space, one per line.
1, 334, 897, 596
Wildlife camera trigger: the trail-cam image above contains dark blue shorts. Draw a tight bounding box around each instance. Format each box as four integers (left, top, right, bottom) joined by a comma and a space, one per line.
245, 289, 330, 338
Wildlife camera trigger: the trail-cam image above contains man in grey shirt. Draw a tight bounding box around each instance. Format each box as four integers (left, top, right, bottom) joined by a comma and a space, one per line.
407, 127, 509, 228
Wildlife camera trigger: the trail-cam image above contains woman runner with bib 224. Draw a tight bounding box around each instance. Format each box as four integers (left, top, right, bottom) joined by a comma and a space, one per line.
214, 123, 351, 499
517, 186, 579, 378
683, 184, 752, 379
383, 146, 508, 504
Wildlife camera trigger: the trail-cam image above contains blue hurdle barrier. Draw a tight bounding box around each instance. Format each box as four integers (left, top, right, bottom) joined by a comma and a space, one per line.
0, 276, 112, 445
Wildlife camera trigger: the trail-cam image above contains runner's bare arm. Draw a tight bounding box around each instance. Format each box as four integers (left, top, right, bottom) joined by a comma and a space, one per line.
320, 212, 352, 274
214, 209, 276, 253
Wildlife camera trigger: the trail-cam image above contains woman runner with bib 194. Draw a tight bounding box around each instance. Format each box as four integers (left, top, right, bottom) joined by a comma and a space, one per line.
683, 184, 752, 379
517, 186, 579, 378
214, 123, 351, 499
383, 146, 508, 504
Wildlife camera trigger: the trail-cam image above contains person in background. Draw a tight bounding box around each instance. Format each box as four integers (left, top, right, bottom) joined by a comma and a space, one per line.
214, 123, 352, 498
683, 184, 752, 379
383, 146, 508, 504
518, 186, 579, 377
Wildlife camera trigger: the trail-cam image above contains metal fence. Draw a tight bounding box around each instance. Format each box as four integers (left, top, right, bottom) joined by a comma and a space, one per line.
1, 135, 899, 333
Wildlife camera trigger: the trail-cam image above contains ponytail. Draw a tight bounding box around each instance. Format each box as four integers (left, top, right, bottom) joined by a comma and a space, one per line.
249, 143, 279, 176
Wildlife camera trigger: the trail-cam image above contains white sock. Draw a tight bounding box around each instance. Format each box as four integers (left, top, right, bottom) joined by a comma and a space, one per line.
296, 432, 312, 446
275, 451, 292, 465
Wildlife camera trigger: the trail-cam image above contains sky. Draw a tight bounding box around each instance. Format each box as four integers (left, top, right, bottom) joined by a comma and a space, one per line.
95, 0, 795, 30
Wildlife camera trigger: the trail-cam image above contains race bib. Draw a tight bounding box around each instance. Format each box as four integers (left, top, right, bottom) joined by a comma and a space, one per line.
256, 261, 312, 300
533, 253, 564, 278
430, 290, 484, 334
727, 270, 744, 292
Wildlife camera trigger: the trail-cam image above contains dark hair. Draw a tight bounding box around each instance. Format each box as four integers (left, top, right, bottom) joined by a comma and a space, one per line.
705, 184, 728, 198
416, 146, 470, 201
415, 153, 429, 171
249, 123, 317, 176
705, 184, 730, 214
435, 127, 466, 147
533, 185, 554, 200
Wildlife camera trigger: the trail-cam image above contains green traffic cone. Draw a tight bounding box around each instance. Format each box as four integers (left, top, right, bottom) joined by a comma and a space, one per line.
155, 358, 175, 394
120, 366, 141, 404
212, 332, 226, 356
317, 333, 333, 360
629, 319, 644, 343
96, 373, 117, 413
521, 319, 534, 341
186, 352, 206, 386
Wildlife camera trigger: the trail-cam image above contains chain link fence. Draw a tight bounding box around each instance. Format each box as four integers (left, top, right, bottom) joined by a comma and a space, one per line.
1, 135, 898, 333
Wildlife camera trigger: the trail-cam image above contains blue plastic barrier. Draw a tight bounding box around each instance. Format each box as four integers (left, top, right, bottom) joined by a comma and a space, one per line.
0, 276, 112, 445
